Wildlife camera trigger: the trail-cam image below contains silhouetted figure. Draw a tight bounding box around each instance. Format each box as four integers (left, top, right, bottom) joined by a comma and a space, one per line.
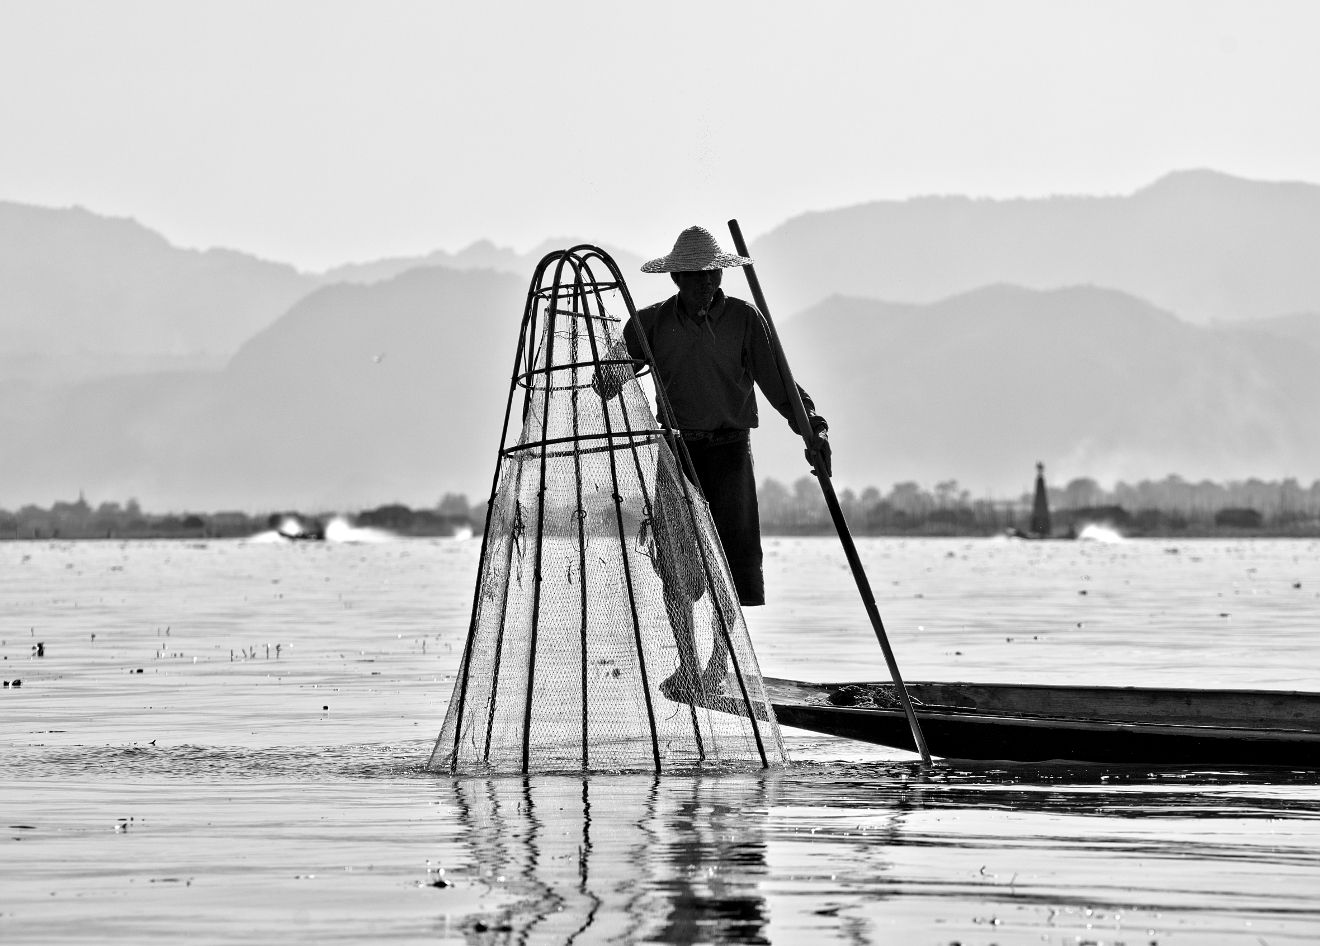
598, 225, 831, 607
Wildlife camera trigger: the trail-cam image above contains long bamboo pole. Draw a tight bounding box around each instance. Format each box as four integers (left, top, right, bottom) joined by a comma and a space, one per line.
728, 219, 932, 765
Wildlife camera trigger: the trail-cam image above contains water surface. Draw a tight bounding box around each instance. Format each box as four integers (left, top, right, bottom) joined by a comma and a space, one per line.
4, 537, 1319, 943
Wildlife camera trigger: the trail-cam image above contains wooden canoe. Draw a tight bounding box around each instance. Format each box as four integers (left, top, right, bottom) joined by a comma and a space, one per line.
763, 677, 1320, 766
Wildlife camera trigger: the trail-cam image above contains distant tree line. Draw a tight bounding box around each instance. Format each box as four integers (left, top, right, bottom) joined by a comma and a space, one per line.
354, 494, 476, 537
0, 493, 479, 540
758, 474, 1320, 537
8, 474, 1320, 540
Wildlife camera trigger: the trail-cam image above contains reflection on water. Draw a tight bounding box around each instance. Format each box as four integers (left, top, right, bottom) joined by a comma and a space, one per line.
448, 776, 773, 945
435, 765, 1320, 944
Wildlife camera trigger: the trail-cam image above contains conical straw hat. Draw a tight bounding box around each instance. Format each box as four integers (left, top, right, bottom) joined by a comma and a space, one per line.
640, 226, 753, 273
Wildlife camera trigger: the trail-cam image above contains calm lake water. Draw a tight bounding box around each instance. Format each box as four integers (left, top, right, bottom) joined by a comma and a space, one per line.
4, 534, 1320, 944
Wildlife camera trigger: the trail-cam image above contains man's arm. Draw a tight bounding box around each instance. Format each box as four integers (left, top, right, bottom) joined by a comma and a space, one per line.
745, 303, 833, 476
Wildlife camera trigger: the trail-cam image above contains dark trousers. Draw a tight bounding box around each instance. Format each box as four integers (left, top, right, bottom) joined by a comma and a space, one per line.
680, 432, 764, 607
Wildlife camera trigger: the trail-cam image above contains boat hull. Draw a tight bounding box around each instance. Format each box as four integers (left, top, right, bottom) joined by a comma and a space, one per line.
764, 678, 1320, 766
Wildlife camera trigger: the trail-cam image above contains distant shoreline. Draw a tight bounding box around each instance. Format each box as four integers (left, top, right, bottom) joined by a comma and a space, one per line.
4, 524, 1318, 542
8, 474, 1320, 542
0, 503, 476, 543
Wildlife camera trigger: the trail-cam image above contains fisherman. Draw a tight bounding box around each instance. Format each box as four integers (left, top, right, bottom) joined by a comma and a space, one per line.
596, 225, 831, 689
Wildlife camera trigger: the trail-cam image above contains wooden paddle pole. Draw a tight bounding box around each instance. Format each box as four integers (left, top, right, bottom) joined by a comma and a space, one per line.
727, 219, 932, 765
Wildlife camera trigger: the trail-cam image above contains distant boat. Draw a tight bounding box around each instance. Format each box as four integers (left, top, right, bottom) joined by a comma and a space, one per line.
762, 677, 1320, 766
271, 513, 325, 541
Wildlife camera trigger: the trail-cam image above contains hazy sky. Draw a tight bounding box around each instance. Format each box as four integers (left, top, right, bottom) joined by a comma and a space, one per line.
3, 0, 1317, 271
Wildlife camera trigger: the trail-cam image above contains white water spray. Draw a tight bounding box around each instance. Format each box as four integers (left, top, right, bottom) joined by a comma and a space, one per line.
1077, 522, 1124, 543
322, 516, 394, 543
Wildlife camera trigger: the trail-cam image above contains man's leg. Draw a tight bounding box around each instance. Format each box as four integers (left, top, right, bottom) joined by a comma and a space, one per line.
652, 453, 705, 697
693, 437, 764, 608
658, 586, 700, 697
687, 436, 763, 687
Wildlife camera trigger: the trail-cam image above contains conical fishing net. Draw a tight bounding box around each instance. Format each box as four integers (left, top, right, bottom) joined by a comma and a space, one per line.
429, 246, 786, 774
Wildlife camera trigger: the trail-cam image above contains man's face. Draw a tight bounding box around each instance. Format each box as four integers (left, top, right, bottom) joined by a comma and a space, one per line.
673, 268, 722, 315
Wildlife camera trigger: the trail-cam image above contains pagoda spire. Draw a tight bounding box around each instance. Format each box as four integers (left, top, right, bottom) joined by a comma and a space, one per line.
1029, 462, 1051, 537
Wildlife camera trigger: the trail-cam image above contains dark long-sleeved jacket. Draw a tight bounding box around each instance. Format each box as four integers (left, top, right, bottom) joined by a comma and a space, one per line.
619, 289, 825, 435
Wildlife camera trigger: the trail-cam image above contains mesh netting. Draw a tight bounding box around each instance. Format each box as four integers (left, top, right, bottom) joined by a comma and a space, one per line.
429, 246, 786, 774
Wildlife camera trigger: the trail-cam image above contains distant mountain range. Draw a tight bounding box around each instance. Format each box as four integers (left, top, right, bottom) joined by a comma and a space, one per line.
0, 201, 651, 384
0, 202, 318, 381
754, 169, 1320, 324
323, 238, 648, 291
767, 286, 1320, 495
0, 266, 525, 510
4, 170, 1320, 510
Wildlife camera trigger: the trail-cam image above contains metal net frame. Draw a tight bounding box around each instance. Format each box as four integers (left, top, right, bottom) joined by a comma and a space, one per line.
429, 246, 786, 774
